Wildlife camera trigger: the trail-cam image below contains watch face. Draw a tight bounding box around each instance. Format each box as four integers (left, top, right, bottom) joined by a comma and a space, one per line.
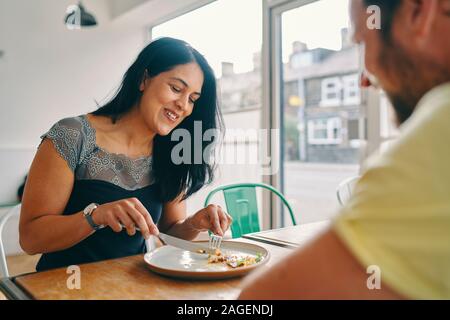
85, 203, 97, 215
83, 203, 103, 230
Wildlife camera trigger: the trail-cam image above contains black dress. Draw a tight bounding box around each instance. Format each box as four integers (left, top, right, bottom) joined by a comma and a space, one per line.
35, 115, 162, 271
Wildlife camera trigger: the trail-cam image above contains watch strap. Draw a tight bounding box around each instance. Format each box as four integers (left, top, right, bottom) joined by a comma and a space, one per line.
83, 203, 104, 231
85, 212, 103, 231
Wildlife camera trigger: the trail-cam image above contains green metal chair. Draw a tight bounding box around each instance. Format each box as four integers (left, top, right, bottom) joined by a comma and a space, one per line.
204, 183, 297, 238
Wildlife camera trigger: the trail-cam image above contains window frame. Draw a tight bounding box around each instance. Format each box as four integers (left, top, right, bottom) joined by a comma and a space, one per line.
320, 77, 342, 107
307, 117, 343, 145
342, 74, 361, 106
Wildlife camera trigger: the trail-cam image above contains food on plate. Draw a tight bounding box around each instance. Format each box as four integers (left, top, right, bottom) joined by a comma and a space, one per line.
207, 249, 263, 268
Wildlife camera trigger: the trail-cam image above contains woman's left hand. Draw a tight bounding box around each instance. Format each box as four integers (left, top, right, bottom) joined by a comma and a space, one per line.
188, 204, 233, 236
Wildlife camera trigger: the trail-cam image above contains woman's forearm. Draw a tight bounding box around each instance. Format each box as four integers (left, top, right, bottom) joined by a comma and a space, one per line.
20, 211, 94, 255
166, 217, 202, 241
164, 205, 232, 240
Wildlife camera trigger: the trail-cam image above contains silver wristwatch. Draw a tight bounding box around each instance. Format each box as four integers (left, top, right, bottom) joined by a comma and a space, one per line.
83, 203, 104, 231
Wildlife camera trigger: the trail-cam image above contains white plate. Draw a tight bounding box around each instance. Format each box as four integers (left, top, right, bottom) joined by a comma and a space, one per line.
144, 241, 270, 280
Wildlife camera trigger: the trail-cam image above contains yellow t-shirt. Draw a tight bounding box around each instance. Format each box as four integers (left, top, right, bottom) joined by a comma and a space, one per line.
333, 83, 450, 300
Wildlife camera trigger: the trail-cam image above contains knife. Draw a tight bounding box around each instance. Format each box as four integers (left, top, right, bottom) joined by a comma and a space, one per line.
158, 232, 210, 254
119, 223, 210, 254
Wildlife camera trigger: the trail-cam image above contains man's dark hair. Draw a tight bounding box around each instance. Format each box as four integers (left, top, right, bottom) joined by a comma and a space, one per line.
364, 0, 402, 42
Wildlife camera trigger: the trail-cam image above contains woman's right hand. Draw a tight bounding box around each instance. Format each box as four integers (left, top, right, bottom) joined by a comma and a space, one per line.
91, 197, 159, 239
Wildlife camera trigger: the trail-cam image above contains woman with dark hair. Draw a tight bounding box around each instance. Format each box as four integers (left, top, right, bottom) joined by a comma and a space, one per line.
19, 37, 231, 271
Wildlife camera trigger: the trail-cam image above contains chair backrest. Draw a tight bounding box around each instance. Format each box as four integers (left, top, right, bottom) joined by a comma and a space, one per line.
336, 176, 360, 207
0, 203, 20, 278
204, 183, 296, 238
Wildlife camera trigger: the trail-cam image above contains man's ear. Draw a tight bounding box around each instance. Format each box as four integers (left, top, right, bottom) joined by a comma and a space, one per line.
404, 0, 439, 45
139, 69, 149, 92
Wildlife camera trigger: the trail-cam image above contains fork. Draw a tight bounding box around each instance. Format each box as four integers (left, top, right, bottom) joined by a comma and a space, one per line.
209, 233, 223, 252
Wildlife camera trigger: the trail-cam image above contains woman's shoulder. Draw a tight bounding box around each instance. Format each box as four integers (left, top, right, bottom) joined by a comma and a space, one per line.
51, 114, 88, 132
44, 114, 95, 142
40, 114, 94, 172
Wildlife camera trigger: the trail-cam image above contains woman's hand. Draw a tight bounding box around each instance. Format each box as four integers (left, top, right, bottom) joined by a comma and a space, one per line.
187, 204, 233, 236
91, 197, 159, 239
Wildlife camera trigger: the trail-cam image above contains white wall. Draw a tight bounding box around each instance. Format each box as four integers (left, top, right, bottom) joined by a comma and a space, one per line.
0, 0, 147, 203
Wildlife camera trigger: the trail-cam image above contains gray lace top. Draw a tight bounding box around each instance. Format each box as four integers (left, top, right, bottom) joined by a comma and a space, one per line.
41, 115, 154, 191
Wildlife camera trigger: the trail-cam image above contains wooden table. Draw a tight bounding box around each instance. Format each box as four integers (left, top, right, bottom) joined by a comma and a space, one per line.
0, 238, 290, 300
243, 221, 331, 249
0, 222, 330, 300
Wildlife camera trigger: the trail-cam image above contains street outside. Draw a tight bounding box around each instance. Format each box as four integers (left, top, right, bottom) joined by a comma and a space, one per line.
283, 162, 359, 224
187, 160, 360, 234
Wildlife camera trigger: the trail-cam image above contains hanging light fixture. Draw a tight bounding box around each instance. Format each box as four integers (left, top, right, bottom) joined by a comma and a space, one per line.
64, 1, 97, 30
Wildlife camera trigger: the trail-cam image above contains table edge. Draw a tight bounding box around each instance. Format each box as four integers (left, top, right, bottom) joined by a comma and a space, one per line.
242, 234, 299, 249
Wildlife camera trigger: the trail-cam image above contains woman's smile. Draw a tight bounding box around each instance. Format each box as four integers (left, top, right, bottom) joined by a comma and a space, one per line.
163, 108, 180, 123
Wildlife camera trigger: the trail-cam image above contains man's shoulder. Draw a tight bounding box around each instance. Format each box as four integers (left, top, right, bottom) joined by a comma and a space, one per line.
389, 83, 450, 155
406, 83, 450, 134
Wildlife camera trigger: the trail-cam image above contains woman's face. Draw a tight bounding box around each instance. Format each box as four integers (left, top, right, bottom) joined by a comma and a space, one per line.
138, 62, 204, 136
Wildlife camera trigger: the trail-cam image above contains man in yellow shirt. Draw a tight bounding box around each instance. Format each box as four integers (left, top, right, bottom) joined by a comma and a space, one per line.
239, 0, 450, 299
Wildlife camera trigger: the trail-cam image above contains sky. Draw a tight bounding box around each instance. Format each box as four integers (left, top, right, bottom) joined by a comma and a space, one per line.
152, 0, 350, 77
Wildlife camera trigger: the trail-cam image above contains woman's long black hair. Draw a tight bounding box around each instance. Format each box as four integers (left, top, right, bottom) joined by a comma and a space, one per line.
92, 37, 223, 202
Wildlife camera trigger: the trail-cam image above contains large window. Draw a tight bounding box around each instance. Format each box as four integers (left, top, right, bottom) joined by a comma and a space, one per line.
149, 0, 400, 229
151, 0, 264, 218
264, 0, 398, 226
276, 0, 362, 224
